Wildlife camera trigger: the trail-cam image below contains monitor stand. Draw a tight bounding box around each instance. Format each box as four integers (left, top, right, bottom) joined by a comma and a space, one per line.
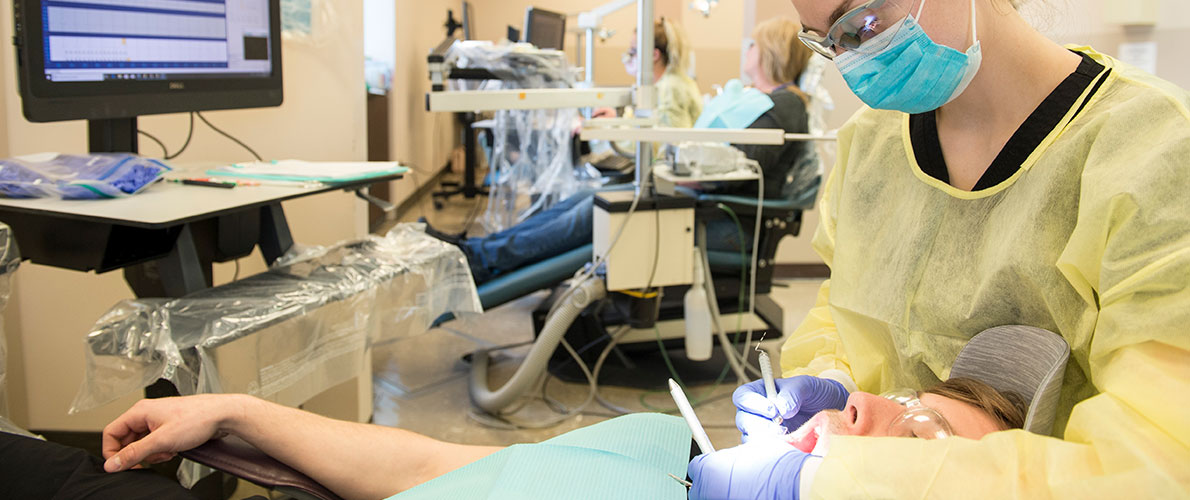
88, 117, 138, 153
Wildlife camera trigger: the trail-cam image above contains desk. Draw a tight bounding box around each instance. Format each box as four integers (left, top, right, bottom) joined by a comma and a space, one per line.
0, 170, 403, 298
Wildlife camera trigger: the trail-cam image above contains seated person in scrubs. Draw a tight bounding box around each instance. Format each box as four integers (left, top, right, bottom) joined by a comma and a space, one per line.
592, 17, 703, 129
431, 18, 817, 284
0, 377, 1019, 500
694, 0, 1190, 498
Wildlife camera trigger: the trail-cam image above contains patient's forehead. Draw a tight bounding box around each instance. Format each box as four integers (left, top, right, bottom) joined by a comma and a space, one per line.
919, 393, 1005, 439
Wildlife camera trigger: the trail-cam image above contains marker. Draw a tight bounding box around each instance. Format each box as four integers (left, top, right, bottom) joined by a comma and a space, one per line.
169, 179, 235, 189
758, 351, 784, 427
668, 379, 715, 454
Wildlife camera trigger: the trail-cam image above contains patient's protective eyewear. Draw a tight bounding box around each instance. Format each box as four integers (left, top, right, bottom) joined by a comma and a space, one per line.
797, 0, 915, 59
881, 388, 954, 439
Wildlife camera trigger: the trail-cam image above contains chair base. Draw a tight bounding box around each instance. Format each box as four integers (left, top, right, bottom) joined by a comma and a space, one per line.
531, 284, 785, 389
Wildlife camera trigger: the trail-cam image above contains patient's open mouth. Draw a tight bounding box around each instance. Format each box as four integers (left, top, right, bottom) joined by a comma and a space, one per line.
787, 413, 825, 453
790, 427, 819, 453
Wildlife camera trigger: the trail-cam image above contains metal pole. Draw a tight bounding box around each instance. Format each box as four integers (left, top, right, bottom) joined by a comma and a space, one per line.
585, 28, 596, 87
634, 0, 654, 190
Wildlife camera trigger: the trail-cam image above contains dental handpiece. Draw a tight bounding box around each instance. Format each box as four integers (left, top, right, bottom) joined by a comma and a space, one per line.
758, 351, 783, 426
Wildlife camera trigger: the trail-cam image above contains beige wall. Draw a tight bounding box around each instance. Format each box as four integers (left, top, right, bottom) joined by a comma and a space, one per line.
465, 0, 743, 93
0, 2, 369, 431
383, 1, 464, 204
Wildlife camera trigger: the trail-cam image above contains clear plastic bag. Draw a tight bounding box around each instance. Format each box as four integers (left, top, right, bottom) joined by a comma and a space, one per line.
484, 105, 600, 232
0, 223, 20, 422
444, 41, 598, 232
795, 56, 835, 200
0, 153, 170, 199
445, 40, 576, 88
70, 223, 481, 415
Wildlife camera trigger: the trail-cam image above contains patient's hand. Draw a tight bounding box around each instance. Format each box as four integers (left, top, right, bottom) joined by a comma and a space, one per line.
102, 394, 248, 473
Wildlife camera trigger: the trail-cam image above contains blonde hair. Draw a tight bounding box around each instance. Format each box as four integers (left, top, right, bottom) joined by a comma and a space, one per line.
657, 18, 690, 76
752, 18, 812, 98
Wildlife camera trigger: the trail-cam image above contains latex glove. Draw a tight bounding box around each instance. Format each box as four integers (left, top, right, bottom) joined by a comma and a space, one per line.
734, 375, 848, 442
688, 440, 813, 500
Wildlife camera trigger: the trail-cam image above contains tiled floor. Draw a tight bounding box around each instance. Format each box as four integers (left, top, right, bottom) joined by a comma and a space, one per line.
231, 171, 824, 499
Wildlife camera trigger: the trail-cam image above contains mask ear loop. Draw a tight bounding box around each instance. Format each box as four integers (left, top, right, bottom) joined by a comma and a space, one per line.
968, 0, 978, 45
914, 0, 979, 46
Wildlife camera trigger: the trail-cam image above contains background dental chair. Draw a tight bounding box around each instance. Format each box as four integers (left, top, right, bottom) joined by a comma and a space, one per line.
177, 324, 1070, 500
523, 176, 822, 388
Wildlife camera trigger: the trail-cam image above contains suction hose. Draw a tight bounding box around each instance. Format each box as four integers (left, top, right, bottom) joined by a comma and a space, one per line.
469, 275, 607, 414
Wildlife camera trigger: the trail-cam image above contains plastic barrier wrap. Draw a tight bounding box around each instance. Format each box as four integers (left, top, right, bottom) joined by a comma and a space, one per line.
484, 106, 600, 232
70, 223, 481, 415
446, 41, 598, 232
446, 40, 575, 88
793, 56, 835, 200
0, 223, 30, 437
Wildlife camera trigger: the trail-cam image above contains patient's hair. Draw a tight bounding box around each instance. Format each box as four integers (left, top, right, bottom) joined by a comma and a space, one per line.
924, 378, 1027, 430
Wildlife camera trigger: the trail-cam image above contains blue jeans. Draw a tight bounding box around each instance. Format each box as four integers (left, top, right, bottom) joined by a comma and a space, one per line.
460, 191, 753, 284
461, 190, 596, 284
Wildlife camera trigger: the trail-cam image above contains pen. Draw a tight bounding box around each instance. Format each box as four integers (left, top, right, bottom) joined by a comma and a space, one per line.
169, 179, 236, 189
668, 378, 715, 454
758, 351, 784, 427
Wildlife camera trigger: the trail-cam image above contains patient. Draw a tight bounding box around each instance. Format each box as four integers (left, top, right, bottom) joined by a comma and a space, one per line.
0, 377, 1021, 500
429, 18, 816, 285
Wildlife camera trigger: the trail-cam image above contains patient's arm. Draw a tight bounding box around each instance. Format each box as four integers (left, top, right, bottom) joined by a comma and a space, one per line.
102, 394, 502, 500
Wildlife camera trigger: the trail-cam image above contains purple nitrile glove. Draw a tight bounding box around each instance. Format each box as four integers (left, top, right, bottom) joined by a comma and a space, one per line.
688, 439, 813, 500
733, 375, 849, 442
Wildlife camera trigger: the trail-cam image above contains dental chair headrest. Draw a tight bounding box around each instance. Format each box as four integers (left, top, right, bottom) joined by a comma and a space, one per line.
949, 325, 1071, 436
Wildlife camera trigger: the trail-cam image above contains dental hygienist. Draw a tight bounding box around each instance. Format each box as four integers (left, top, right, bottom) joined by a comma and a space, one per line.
689, 0, 1190, 498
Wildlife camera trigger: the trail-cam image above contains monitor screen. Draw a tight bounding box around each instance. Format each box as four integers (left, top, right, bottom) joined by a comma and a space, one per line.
13, 0, 283, 122
524, 7, 564, 51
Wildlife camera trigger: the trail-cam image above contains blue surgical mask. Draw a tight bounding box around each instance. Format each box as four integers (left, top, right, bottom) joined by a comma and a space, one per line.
834, 0, 982, 114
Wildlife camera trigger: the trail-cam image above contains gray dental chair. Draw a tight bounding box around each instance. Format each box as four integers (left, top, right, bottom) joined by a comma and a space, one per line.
178, 324, 1070, 500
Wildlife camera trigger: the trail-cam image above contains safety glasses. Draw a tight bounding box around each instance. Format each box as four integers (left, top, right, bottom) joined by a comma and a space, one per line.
797, 0, 915, 60
881, 388, 954, 439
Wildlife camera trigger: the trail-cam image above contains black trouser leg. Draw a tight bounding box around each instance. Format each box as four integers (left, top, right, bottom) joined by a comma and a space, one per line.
0, 431, 201, 500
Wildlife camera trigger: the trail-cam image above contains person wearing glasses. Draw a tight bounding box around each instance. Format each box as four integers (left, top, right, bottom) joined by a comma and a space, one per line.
691, 0, 1190, 498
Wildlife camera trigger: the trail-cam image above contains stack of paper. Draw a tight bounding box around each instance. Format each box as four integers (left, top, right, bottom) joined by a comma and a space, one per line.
207, 160, 408, 183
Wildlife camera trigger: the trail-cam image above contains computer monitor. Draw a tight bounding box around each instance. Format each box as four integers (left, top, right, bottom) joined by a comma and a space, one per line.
11, 0, 284, 152
523, 7, 565, 51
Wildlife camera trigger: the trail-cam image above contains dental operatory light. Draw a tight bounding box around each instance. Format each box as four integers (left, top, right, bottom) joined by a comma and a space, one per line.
690, 0, 719, 17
